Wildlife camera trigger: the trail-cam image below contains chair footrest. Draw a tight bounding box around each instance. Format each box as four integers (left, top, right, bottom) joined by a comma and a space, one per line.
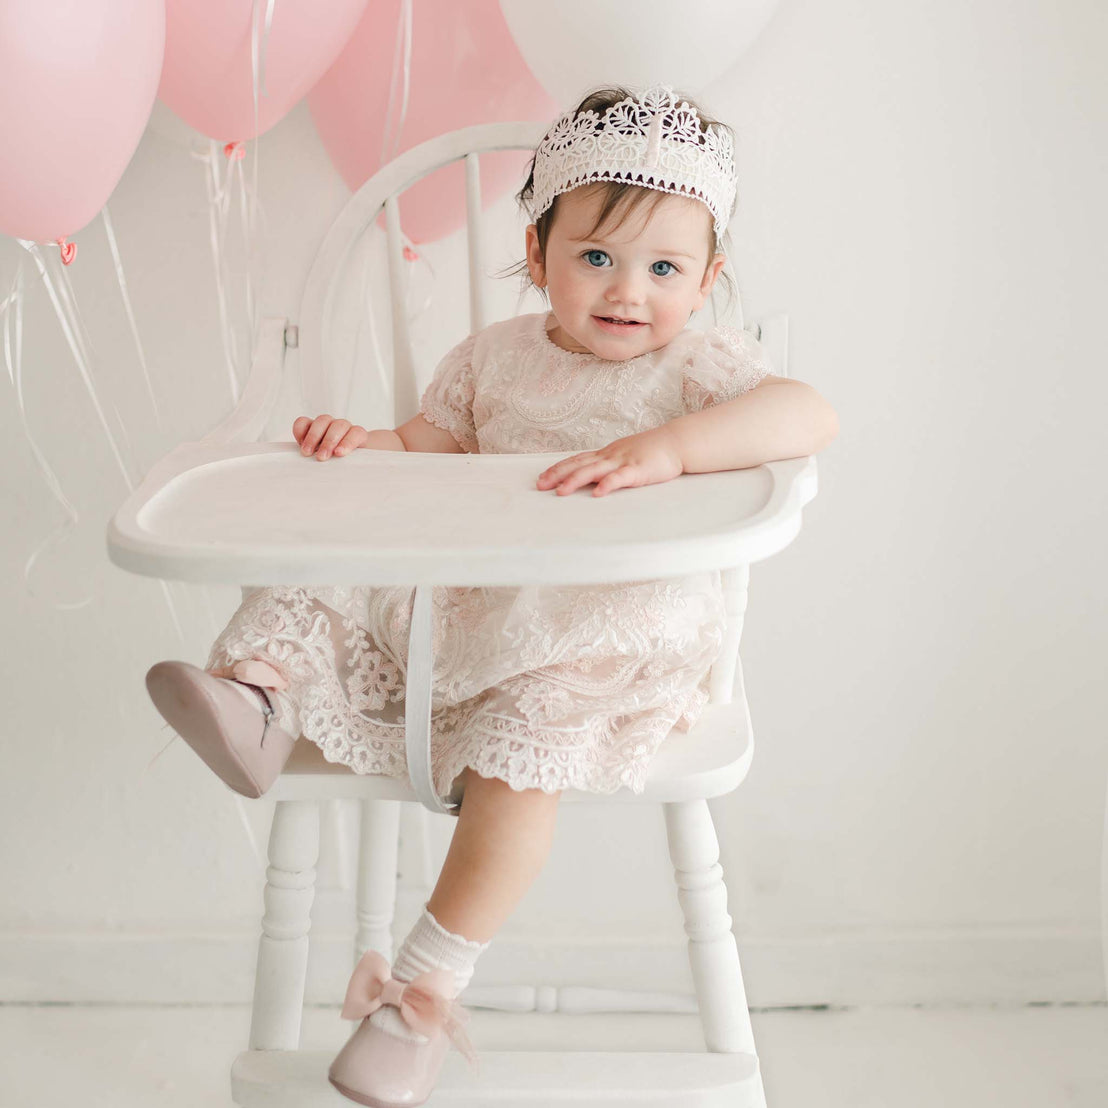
231, 1048, 761, 1107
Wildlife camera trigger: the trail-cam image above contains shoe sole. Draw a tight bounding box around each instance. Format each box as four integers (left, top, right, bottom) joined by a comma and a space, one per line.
146, 661, 273, 798
328, 1076, 427, 1108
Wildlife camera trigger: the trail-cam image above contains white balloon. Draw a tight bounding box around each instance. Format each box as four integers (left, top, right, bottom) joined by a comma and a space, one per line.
499, 0, 781, 108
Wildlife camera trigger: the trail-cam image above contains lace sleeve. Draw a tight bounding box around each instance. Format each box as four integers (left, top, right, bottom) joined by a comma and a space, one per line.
681, 326, 773, 413
419, 333, 479, 453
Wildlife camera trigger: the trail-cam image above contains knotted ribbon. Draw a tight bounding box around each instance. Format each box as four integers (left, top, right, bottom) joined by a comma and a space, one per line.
340, 949, 477, 1065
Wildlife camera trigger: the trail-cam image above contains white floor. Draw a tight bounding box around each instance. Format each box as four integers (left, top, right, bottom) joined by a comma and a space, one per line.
6, 1002, 1106, 1107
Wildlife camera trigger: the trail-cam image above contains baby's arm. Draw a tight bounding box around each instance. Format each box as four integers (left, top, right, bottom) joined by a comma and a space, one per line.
537, 376, 838, 496
293, 413, 465, 459
395, 413, 467, 454
663, 375, 839, 474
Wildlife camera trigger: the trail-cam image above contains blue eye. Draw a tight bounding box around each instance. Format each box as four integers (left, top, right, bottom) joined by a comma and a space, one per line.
651, 260, 676, 277
584, 250, 610, 267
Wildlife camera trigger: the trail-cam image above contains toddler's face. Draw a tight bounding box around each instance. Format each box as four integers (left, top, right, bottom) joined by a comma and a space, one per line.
526, 184, 725, 361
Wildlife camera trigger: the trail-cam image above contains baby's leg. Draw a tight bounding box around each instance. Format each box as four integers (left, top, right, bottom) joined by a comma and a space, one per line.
427, 768, 562, 943
363, 769, 561, 1049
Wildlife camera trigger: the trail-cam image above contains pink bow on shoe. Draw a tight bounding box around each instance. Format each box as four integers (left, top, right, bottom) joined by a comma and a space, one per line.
341, 949, 477, 1064
208, 658, 290, 691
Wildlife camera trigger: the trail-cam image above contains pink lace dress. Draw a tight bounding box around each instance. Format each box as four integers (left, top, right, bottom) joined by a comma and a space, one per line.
206, 312, 771, 800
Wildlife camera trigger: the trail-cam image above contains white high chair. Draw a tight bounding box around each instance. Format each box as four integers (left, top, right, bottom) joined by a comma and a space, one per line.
108, 122, 818, 1107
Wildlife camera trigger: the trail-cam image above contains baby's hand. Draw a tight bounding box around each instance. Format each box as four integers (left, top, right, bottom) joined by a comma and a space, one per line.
293, 414, 369, 460
537, 428, 685, 497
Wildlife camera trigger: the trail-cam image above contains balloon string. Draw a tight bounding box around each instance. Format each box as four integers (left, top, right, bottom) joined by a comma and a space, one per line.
50, 243, 192, 644
345, 237, 380, 414
353, 0, 413, 414
213, 144, 244, 385
2, 255, 91, 609
348, 0, 429, 414
231, 792, 265, 868
200, 1, 273, 865
140, 723, 181, 778
200, 141, 265, 398
199, 586, 227, 645
351, 0, 423, 412
245, 0, 275, 338
251, 0, 277, 101
381, 0, 413, 165
380, 5, 401, 162
397, 0, 413, 158
6, 243, 191, 641
51, 246, 141, 476
233, 155, 257, 335
19, 241, 136, 491
345, 226, 434, 417
158, 578, 188, 648
251, 0, 262, 120
407, 239, 435, 318
101, 204, 164, 435
195, 141, 242, 404
138, 720, 263, 870
0, 259, 36, 387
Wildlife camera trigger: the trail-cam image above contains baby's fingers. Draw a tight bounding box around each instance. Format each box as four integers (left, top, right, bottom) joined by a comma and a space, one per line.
332, 426, 368, 457
314, 419, 354, 460
537, 452, 596, 489
593, 466, 638, 497
296, 414, 338, 456
553, 458, 619, 495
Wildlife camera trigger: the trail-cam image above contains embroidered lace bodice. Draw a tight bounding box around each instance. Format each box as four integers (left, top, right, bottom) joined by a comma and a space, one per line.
420, 311, 771, 455
207, 312, 772, 801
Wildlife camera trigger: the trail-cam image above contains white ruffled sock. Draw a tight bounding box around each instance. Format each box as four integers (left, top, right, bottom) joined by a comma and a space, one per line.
370, 905, 489, 1044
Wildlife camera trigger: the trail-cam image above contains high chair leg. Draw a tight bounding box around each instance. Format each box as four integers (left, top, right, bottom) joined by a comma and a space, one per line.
248, 799, 321, 1051
663, 799, 758, 1057
354, 799, 401, 964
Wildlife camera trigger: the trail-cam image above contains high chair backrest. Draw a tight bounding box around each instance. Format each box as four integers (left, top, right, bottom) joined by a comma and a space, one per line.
291, 121, 788, 710
298, 122, 547, 422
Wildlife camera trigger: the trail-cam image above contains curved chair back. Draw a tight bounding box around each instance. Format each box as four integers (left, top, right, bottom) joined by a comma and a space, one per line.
298, 122, 545, 420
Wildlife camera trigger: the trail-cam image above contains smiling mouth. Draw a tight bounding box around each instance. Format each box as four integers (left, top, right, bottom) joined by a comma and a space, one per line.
596, 316, 644, 326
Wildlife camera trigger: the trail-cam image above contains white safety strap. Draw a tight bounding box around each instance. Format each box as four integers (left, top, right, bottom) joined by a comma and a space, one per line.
404, 586, 457, 815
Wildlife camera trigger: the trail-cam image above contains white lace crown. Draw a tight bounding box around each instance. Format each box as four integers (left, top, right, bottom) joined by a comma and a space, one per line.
530, 86, 737, 237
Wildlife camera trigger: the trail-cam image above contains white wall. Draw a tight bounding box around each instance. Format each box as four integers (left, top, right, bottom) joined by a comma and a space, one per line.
2, 0, 1105, 1009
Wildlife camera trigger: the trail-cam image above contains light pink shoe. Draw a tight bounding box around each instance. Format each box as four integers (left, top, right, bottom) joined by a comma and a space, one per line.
328, 950, 476, 1108
145, 659, 297, 798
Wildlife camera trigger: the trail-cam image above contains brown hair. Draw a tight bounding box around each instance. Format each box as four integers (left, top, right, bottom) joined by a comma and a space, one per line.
503, 86, 736, 305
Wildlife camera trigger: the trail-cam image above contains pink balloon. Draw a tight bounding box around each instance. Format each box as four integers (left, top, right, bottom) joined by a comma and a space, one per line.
0, 0, 164, 243
159, 0, 369, 143
308, 0, 558, 244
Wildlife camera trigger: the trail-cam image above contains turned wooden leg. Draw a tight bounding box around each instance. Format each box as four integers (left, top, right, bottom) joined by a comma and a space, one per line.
664, 799, 759, 1058
355, 798, 401, 964
248, 800, 320, 1051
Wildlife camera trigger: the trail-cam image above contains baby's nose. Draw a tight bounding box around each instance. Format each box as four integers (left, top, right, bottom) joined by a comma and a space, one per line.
605, 271, 646, 305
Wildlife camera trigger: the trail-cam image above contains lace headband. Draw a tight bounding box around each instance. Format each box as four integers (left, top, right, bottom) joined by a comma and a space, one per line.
530, 86, 737, 237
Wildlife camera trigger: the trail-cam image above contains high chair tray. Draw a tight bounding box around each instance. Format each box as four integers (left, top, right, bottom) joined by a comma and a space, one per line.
107, 441, 817, 587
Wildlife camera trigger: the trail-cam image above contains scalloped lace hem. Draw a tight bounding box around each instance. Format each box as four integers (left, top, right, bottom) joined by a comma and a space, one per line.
293, 686, 708, 798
